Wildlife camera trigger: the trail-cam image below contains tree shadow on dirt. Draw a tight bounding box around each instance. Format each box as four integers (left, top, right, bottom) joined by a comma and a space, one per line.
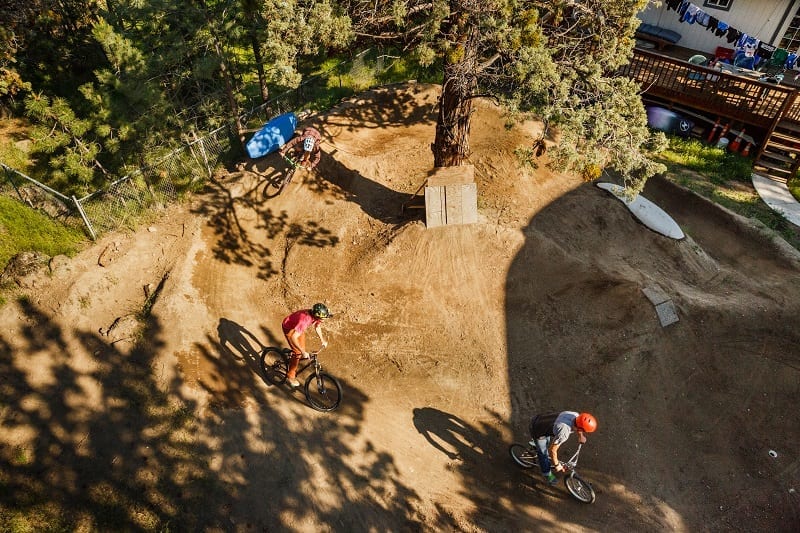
313, 150, 424, 225
181, 315, 433, 528
189, 175, 341, 280
0, 298, 448, 529
316, 82, 438, 136
0, 298, 225, 529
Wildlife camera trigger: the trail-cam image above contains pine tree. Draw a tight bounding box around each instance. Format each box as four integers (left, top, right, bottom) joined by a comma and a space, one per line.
345, 0, 666, 191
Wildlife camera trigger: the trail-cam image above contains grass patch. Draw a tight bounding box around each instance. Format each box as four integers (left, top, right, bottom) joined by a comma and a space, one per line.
788, 174, 800, 202
667, 167, 800, 249
656, 136, 753, 184
655, 134, 800, 250
0, 118, 34, 174
0, 196, 85, 270
292, 49, 441, 114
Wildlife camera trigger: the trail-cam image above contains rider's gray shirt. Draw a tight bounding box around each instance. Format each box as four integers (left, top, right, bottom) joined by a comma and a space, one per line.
553, 411, 579, 446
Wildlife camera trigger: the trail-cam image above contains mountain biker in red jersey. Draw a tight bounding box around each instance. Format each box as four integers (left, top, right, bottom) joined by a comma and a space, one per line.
279, 126, 322, 170
281, 303, 331, 387
529, 411, 598, 485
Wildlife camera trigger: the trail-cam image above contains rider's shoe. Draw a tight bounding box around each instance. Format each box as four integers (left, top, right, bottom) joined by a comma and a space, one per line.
287, 378, 301, 388
544, 472, 558, 485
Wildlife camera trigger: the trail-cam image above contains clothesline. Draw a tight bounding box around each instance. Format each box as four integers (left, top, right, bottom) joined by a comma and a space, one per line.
665, 0, 798, 70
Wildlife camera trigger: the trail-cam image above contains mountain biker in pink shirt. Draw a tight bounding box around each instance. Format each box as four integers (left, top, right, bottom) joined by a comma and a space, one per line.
279, 126, 322, 170
281, 303, 331, 387
529, 411, 598, 485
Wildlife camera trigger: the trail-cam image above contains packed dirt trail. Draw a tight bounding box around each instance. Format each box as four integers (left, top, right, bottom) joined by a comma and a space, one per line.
2, 83, 800, 532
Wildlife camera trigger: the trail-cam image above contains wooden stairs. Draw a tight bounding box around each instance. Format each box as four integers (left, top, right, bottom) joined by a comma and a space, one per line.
755, 119, 800, 182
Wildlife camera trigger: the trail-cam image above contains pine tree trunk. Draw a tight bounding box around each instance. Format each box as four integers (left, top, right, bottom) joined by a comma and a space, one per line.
431, 2, 479, 168
432, 76, 474, 167
248, 28, 269, 103
197, 0, 245, 147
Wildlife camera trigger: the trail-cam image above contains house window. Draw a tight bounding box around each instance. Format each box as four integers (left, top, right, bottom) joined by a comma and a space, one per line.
703, 0, 733, 11
780, 6, 800, 52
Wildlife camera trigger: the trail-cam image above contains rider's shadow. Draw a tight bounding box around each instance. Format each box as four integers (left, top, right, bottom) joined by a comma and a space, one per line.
412, 407, 492, 462
217, 318, 264, 377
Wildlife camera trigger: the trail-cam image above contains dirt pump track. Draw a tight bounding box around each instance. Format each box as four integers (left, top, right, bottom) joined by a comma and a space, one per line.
1, 83, 799, 531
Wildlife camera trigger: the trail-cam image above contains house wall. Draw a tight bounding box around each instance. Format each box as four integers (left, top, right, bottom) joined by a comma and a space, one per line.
638, 0, 797, 56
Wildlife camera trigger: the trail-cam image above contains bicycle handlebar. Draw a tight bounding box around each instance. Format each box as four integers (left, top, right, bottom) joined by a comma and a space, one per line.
281, 152, 299, 167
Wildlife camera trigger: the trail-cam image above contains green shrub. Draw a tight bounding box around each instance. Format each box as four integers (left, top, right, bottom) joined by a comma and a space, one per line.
788, 174, 800, 202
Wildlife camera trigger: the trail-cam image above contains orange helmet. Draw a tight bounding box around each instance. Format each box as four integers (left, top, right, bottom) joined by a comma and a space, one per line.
575, 412, 598, 433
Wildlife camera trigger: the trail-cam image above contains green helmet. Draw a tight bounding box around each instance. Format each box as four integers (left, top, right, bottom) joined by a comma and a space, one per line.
311, 303, 331, 319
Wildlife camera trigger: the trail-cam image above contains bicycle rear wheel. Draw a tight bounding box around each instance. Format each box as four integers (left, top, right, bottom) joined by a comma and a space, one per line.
260, 348, 288, 385
509, 444, 538, 468
304, 372, 342, 412
565, 472, 596, 504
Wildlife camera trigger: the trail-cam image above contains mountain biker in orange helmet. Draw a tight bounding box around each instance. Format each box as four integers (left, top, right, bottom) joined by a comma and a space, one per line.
279, 126, 322, 170
281, 303, 332, 388
528, 411, 598, 485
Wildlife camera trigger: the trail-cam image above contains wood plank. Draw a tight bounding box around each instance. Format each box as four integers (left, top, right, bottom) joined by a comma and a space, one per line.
425, 186, 445, 228
460, 184, 478, 225
427, 164, 475, 186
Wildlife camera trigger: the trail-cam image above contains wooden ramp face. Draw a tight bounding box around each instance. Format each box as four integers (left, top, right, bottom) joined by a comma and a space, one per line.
424, 165, 478, 228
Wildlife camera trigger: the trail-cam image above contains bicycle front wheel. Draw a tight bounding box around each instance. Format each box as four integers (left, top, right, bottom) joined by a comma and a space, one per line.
262, 169, 294, 198
509, 444, 538, 469
260, 348, 288, 385
304, 372, 342, 412
565, 472, 596, 504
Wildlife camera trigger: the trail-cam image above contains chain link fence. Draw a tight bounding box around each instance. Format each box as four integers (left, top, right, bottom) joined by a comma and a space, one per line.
1, 50, 383, 240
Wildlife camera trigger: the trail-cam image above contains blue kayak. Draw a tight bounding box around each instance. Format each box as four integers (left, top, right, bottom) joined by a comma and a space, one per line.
246, 112, 297, 159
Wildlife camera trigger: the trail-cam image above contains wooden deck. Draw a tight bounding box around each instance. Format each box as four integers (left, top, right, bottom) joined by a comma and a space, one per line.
622, 49, 800, 180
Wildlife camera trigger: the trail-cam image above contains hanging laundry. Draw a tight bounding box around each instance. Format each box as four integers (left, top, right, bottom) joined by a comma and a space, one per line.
786, 52, 797, 70
705, 16, 719, 33
681, 3, 700, 24
715, 21, 728, 38
737, 34, 759, 49
666, 0, 682, 11
726, 28, 742, 44
696, 10, 710, 27
757, 42, 776, 61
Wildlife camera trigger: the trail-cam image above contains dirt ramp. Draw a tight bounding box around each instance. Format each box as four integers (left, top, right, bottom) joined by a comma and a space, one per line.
506, 181, 800, 531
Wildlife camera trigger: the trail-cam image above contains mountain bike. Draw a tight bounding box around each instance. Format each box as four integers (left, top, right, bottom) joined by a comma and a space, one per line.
262, 153, 302, 199
508, 442, 596, 503
260, 346, 342, 412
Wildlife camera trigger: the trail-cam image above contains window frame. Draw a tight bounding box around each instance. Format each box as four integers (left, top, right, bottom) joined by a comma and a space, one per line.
703, 0, 733, 11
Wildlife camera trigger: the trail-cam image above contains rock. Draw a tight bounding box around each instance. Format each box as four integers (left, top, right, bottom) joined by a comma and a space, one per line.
1, 251, 50, 287
98, 241, 122, 267
18, 186, 71, 219
99, 315, 141, 345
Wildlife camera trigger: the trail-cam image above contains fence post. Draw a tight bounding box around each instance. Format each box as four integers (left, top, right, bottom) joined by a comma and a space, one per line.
72, 195, 97, 241
2, 164, 25, 203
197, 135, 213, 179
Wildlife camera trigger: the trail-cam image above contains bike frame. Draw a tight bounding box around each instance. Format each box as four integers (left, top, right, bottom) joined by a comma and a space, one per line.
561, 444, 583, 472
293, 352, 324, 380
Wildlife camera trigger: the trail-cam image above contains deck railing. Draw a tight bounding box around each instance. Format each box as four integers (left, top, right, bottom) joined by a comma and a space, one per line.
622, 49, 798, 129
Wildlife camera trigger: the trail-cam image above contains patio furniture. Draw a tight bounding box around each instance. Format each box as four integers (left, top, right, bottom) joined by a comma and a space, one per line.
687, 54, 709, 81
635, 23, 682, 50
